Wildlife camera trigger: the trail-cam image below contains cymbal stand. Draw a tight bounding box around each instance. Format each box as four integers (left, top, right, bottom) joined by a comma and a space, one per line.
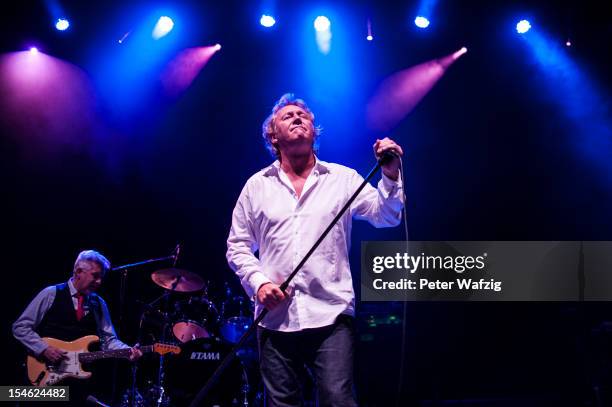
112, 248, 178, 406
153, 274, 182, 407
239, 360, 250, 407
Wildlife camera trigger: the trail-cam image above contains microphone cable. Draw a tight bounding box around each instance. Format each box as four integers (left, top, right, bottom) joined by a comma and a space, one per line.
395, 155, 411, 407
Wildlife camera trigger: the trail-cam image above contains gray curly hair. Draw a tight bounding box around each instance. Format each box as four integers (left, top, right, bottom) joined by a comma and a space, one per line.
261, 93, 322, 158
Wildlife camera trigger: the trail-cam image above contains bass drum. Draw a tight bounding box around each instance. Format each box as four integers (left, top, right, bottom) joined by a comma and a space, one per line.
172, 296, 219, 343
165, 337, 259, 406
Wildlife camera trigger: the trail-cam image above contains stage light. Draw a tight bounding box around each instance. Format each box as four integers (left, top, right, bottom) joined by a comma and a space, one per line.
414, 16, 430, 28
314, 16, 331, 32
118, 31, 130, 44
566, 39, 572, 47
367, 47, 467, 132
29, 47, 39, 54
260, 14, 276, 27
455, 47, 468, 58
152, 16, 174, 40
161, 45, 222, 97
313, 16, 332, 54
366, 18, 373, 41
55, 18, 69, 31
516, 19, 531, 34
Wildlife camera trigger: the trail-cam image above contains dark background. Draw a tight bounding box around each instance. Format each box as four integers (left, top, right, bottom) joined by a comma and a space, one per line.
1, 0, 611, 405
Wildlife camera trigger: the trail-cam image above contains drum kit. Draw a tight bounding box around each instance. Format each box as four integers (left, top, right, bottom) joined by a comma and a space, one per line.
124, 267, 260, 407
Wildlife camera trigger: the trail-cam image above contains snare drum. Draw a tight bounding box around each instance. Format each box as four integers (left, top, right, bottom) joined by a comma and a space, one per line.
172, 296, 219, 343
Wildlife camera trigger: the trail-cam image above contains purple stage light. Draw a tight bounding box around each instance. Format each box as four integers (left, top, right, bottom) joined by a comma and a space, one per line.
0, 51, 108, 155
161, 45, 221, 98
366, 47, 467, 132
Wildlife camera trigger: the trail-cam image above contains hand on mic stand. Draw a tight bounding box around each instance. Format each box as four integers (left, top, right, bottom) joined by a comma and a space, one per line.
374, 137, 403, 180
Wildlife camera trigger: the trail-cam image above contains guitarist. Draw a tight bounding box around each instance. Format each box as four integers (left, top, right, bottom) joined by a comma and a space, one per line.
12, 250, 142, 402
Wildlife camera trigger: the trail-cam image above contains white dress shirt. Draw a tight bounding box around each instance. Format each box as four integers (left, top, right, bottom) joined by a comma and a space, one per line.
227, 158, 404, 331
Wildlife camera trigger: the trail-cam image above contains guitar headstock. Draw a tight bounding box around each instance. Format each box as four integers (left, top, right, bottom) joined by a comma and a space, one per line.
152, 343, 181, 356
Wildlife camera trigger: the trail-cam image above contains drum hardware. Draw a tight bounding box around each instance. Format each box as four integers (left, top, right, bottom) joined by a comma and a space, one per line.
110, 246, 181, 407
172, 295, 220, 343
219, 282, 253, 344
239, 360, 251, 407
151, 268, 206, 293
220, 295, 253, 344
120, 388, 144, 407
164, 337, 259, 406
120, 255, 263, 406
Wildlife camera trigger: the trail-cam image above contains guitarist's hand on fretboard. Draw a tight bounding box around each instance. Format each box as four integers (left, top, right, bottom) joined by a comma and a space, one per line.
128, 345, 143, 361
42, 346, 68, 364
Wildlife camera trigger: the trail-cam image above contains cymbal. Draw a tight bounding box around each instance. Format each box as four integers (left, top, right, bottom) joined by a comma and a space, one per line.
151, 268, 205, 292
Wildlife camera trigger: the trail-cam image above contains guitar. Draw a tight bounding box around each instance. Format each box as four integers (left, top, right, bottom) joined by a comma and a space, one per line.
27, 335, 181, 386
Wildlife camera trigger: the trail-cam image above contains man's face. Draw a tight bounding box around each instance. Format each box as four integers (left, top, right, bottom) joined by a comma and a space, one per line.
271, 104, 315, 156
73, 262, 104, 295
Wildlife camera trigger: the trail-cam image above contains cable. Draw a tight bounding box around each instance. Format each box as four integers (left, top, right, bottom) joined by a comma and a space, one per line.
395, 156, 410, 407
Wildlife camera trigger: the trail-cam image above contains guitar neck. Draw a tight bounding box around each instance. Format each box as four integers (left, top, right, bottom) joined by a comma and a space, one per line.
78, 345, 153, 363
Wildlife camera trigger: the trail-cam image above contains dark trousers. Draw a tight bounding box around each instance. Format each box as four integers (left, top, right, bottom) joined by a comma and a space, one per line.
257, 315, 357, 407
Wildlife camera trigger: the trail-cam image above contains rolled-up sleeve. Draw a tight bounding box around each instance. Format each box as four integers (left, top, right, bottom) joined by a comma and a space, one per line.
226, 183, 271, 298
12, 286, 56, 356
350, 169, 405, 227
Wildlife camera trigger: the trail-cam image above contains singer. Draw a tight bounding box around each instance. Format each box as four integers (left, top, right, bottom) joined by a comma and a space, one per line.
12, 250, 142, 405
226, 93, 405, 406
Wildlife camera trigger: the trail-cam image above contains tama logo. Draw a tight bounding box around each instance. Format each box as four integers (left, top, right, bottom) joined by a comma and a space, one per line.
190, 352, 221, 360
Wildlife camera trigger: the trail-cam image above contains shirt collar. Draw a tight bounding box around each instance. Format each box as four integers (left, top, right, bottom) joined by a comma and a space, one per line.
263, 156, 331, 177
68, 278, 85, 298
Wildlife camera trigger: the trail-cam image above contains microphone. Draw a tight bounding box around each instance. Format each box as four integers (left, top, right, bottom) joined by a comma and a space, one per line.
86, 395, 111, 407
378, 149, 399, 165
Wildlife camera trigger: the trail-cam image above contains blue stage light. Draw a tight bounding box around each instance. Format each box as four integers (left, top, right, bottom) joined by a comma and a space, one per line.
260, 15, 276, 27
314, 16, 331, 32
55, 18, 70, 31
516, 19, 531, 34
366, 35, 373, 41
414, 16, 430, 28
152, 16, 174, 39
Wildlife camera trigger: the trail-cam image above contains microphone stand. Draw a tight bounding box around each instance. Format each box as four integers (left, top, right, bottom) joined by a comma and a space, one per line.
113, 252, 178, 336
111, 249, 178, 407
189, 154, 396, 407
